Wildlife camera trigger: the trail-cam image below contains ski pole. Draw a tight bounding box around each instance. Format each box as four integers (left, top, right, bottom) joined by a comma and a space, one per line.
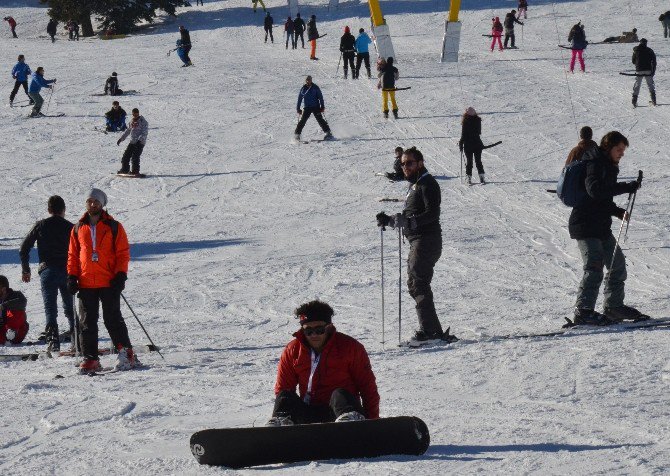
398, 226, 402, 345
73, 293, 80, 360
336, 52, 342, 75
460, 149, 463, 183
380, 227, 385, 349
121, 293, 165, 359
45, 84, 55, 115
622, 170, 643, 242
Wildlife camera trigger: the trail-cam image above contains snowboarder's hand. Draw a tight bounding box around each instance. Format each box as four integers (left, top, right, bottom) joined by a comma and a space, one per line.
66, 275, 79, 295
376, 212, 391, 228
110, 272, 127, 294
22, 271, 30, 283
117, 138, 122, 146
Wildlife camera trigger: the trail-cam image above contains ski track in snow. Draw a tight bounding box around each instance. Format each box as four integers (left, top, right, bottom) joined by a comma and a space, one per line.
0, 0, 669, 474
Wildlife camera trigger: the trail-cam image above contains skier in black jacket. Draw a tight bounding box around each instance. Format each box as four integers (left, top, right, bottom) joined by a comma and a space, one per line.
264, 12, 274, 43
47, 19, 57, 43
104, 72, 123, 96
339, 26, 356, 79
503, 10, 523, 49
19, 195, 74, 350
631, 38, 656, 107
294, 13, 306, 48
568, 131, 644, 325
458, 107, 486, 184
376, 147, 456, 346
179, 25, 192, 65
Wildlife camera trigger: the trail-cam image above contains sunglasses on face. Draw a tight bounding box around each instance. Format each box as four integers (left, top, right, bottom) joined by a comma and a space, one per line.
400, 160, 417, 168
303, 325, 327, 336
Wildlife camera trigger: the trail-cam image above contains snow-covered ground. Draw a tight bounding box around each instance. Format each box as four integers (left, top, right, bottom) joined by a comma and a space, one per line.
1, 0, 669, 473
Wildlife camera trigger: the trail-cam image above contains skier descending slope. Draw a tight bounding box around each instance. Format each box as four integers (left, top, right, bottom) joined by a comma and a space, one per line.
293, 75, 332, 142
267, 300, 379, 426
376, 147, 458, 346
567, 131, 647, 325
27, 67, 56, 117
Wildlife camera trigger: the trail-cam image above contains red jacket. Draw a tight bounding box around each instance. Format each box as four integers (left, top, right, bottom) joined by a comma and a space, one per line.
0, 289, 28, 345
67, 211, 129, 288
6, 17, 16, 29
275, 327, 380, 419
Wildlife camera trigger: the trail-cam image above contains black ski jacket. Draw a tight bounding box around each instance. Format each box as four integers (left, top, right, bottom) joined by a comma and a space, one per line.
294, 17, 305, 34
180, 29, 191, 46
340, 33, 356, 52
105, 106, 126, 122
459, 115, 484, 152
632, 45, 656, 74
105, 76, 120, 95
264, 15, 273, 30
47, 20, 57, 35
379, 61, 399, 89
568, 147, 634, 240
307, 19, 319, 40
504, 12, 522, 29
19, 215, 74, 274
403, 170, 442, 240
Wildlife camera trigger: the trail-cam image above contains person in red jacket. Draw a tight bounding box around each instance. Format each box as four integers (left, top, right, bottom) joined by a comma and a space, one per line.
267, 300, 380, 426
4, 16, 17, 38
67, 188, 138, 372
0, 275, 29, 345
491, 17, 503, 52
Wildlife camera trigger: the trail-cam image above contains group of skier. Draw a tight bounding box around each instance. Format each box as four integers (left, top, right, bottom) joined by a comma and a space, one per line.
339, 26, 374, 79
283, 13, 305, 49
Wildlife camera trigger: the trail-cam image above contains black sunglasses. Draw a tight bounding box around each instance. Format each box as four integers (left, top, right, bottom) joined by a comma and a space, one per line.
303, 325, 327, 336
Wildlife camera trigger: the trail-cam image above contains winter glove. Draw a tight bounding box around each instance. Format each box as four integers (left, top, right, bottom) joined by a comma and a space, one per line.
110, 272, 127, 293
66, 275, 79, 295
320, 108, 325, 113
376, 212, 391, 228
625, 180, 640, 193
458, 141, 464, 152
391, 213, 417, 230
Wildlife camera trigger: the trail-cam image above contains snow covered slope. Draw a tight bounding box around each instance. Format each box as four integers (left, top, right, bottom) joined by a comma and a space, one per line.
0, 0, 668, 473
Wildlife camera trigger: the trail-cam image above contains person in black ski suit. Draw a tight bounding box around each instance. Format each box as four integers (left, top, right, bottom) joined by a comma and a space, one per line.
294, 75, 332, 141
179, 25, 192, 65
504, 10, 523, 48
104, 72, 123, 96
294, 13, 306, 48
285, 16, 295, 49
264, 11, 274, 43
660, 11, 670, 38
568, 131, 645, 325
631, 38, 656, 107
47, 19, 58, 43
339, 26, 356, 79
458, 107, 486, 184
376, 147, 456, 345
385, 146, 405, 181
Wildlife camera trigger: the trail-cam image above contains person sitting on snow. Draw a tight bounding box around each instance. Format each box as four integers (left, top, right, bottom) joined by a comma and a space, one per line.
105, 101, 127, 132
603, 28, 638, 44
0, 275, 29, 345
104, 72, 124, 96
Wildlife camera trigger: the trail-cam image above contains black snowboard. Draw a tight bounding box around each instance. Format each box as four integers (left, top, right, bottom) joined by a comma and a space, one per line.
190, 416, 429, 468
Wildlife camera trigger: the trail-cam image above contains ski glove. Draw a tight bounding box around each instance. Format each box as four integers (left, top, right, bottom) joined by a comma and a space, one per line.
66, 275, 79, 295
376, 212, 391, 228
625, 180, 640, 193
392, 213, 417, 230
110, 272, 127, 293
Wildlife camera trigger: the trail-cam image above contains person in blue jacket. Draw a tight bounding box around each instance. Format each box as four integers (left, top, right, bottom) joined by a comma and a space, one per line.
355, 28, 373, 79
10, 55, 33, 106
28, 67, 56, 117
294, 75, 332, 141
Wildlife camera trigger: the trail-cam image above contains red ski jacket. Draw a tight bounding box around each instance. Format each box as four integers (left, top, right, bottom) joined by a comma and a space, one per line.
275, 327, 380, 419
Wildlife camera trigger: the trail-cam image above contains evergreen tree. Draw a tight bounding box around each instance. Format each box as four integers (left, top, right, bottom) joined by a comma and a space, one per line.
41, 0, 188, 36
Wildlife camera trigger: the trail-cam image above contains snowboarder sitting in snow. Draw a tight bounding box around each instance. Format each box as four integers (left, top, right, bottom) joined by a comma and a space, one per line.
385, 146, 405, 181
602, 28, 638, 44
105, 101, 127, 132
294, 75, 332, 142
0, 275, 29, 345
116, 108, 148, 175
104, 72, 123, 96
565, 126, 598, 165
28, 66, 56, 118
266, 300, 380, 426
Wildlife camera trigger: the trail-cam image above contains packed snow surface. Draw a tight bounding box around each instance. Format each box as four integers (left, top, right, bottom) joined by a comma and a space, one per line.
1, 0, 669, 473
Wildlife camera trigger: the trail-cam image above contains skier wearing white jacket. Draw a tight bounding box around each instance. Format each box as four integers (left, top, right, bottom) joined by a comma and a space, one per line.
116, 108, 148, 175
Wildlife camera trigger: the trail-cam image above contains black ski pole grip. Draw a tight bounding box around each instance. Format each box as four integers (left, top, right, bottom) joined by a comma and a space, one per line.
637, 170, 643, 185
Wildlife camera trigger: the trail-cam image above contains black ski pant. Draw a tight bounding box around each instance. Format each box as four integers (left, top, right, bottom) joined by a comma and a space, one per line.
77, 287, 131, 360
10, 80, 30, 102
355, 53, 371, 78
296, 31, 305, 48
11, 27, 17, 38
49, 34, 55, 43
464, 148, 485, 176
121, 141, 145, 173
504, 31, 515, 48
183, 45, 192, 64
295, 107, 331, 135
272, 389, 365, 424
342, 51, 356, 78
407, 233, 443, 335
265, 27, 273, 43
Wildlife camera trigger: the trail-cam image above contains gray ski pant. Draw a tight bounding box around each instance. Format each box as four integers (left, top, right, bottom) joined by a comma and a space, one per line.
575, 234, 627, 310
632, 75, 655, 97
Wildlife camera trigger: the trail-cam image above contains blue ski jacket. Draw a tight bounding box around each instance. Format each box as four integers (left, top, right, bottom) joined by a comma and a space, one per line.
28, 72, 55, 93
12, 62, 31, 82
355, 33, 372, 54
296, 83, 325, 110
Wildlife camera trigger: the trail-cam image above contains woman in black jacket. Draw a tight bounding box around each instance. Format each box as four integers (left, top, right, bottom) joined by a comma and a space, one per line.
458, 107, 485, 184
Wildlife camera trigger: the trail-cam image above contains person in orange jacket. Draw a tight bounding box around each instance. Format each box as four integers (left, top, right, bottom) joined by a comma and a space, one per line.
67, 188, 138, 372
267, 300, 380, 426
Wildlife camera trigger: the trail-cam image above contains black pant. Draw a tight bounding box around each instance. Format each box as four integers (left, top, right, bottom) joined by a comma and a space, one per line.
407, 234, 443, 334
342, 51, 356, 77
183, 45, 192, 63
465, 148, 485, 176
355, 52, 371, 79
272, 389, 365, 424
10, 80, 30, 102
296, 31, 305, 47
49, 34, 55, 43
504, 32, 515, 48
295, 107, 330, 135
121, 142, 145, 173
11, 27, 17, 38
265, 27, 274, 42
77, 287, 131, 360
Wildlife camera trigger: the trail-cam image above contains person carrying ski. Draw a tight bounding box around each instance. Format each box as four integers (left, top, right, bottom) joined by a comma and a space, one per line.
294, 13, 305, 48
67, 188, 138, 372
47, 18, 58, 43
566, 126, 598, 165
602, 28, 638, 44
267, 300, 380, 426
567, 22, 587, 73
9, 54, 33, 107
4, 16, 17, 38
384, 146, 405, 181
567, 131, 645, 325
339, 26, 356, 79
378, 56, 399, 119
104, 72, 123, 96
354, 28, 372, 79
458, 107, 486, 184
503, 10, 523, 49
252, 0, 266, 13
285, 16, 295, 49
27, 67, 56, 118
294, 76, 332, 141
307, 14, 319, 60
19, 196, 74, 352
264, 11, 274, 43
105, 101, 127, 132
116, 108, 148, 175
0, 275, 28, 345
179, 25, 193, 65
660, 11, 670, 38
517, 0, 528, 20
376, 147, 457, 346
490, 17, 503, 52
631, 38, 656, 107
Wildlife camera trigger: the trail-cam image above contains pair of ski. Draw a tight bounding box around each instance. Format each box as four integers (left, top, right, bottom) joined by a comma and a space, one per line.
28, 113, 65, 118
0, 343, 159, 363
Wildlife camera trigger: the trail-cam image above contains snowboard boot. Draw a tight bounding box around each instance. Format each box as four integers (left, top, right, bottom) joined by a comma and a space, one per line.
323, 132, 334, 140
603, 305, 649, 322
651, 92, 657, 106
383, 111, 389, 119
573, 308, 613, 326
265, 413, 294, 427
409, 329, 443, 345
441, 327, 459, 343
59, 328, 73, 343
46, 324, 60, 352
392, 109, 398, 119
466, 175, 472, 185
335, 411, 365, 422
632, 94, 638, 108
115, 345, 140, 370
293, 133, 301, 142
79, 358, 102, 374
117, 168, 130, 174
479, 173, 486, 184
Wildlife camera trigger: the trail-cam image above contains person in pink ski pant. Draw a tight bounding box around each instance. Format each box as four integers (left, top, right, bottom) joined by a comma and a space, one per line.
491, 17, 503, 51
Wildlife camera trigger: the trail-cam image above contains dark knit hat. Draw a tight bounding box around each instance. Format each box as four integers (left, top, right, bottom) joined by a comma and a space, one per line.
295, 300, 334, 325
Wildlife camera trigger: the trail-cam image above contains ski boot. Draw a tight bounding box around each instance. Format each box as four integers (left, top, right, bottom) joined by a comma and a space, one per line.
383, 110, 389, 119
466, 175, 472, 185
392, 109, 398, 119
323, 132, 334, 141
603, 305, 650, 322
651, 92, 657, 106
293, 133, 301, 142
46, 324, 60, 352
571, 308, 613, 326
479, 173, 486, 184
632, 94, 638, 108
